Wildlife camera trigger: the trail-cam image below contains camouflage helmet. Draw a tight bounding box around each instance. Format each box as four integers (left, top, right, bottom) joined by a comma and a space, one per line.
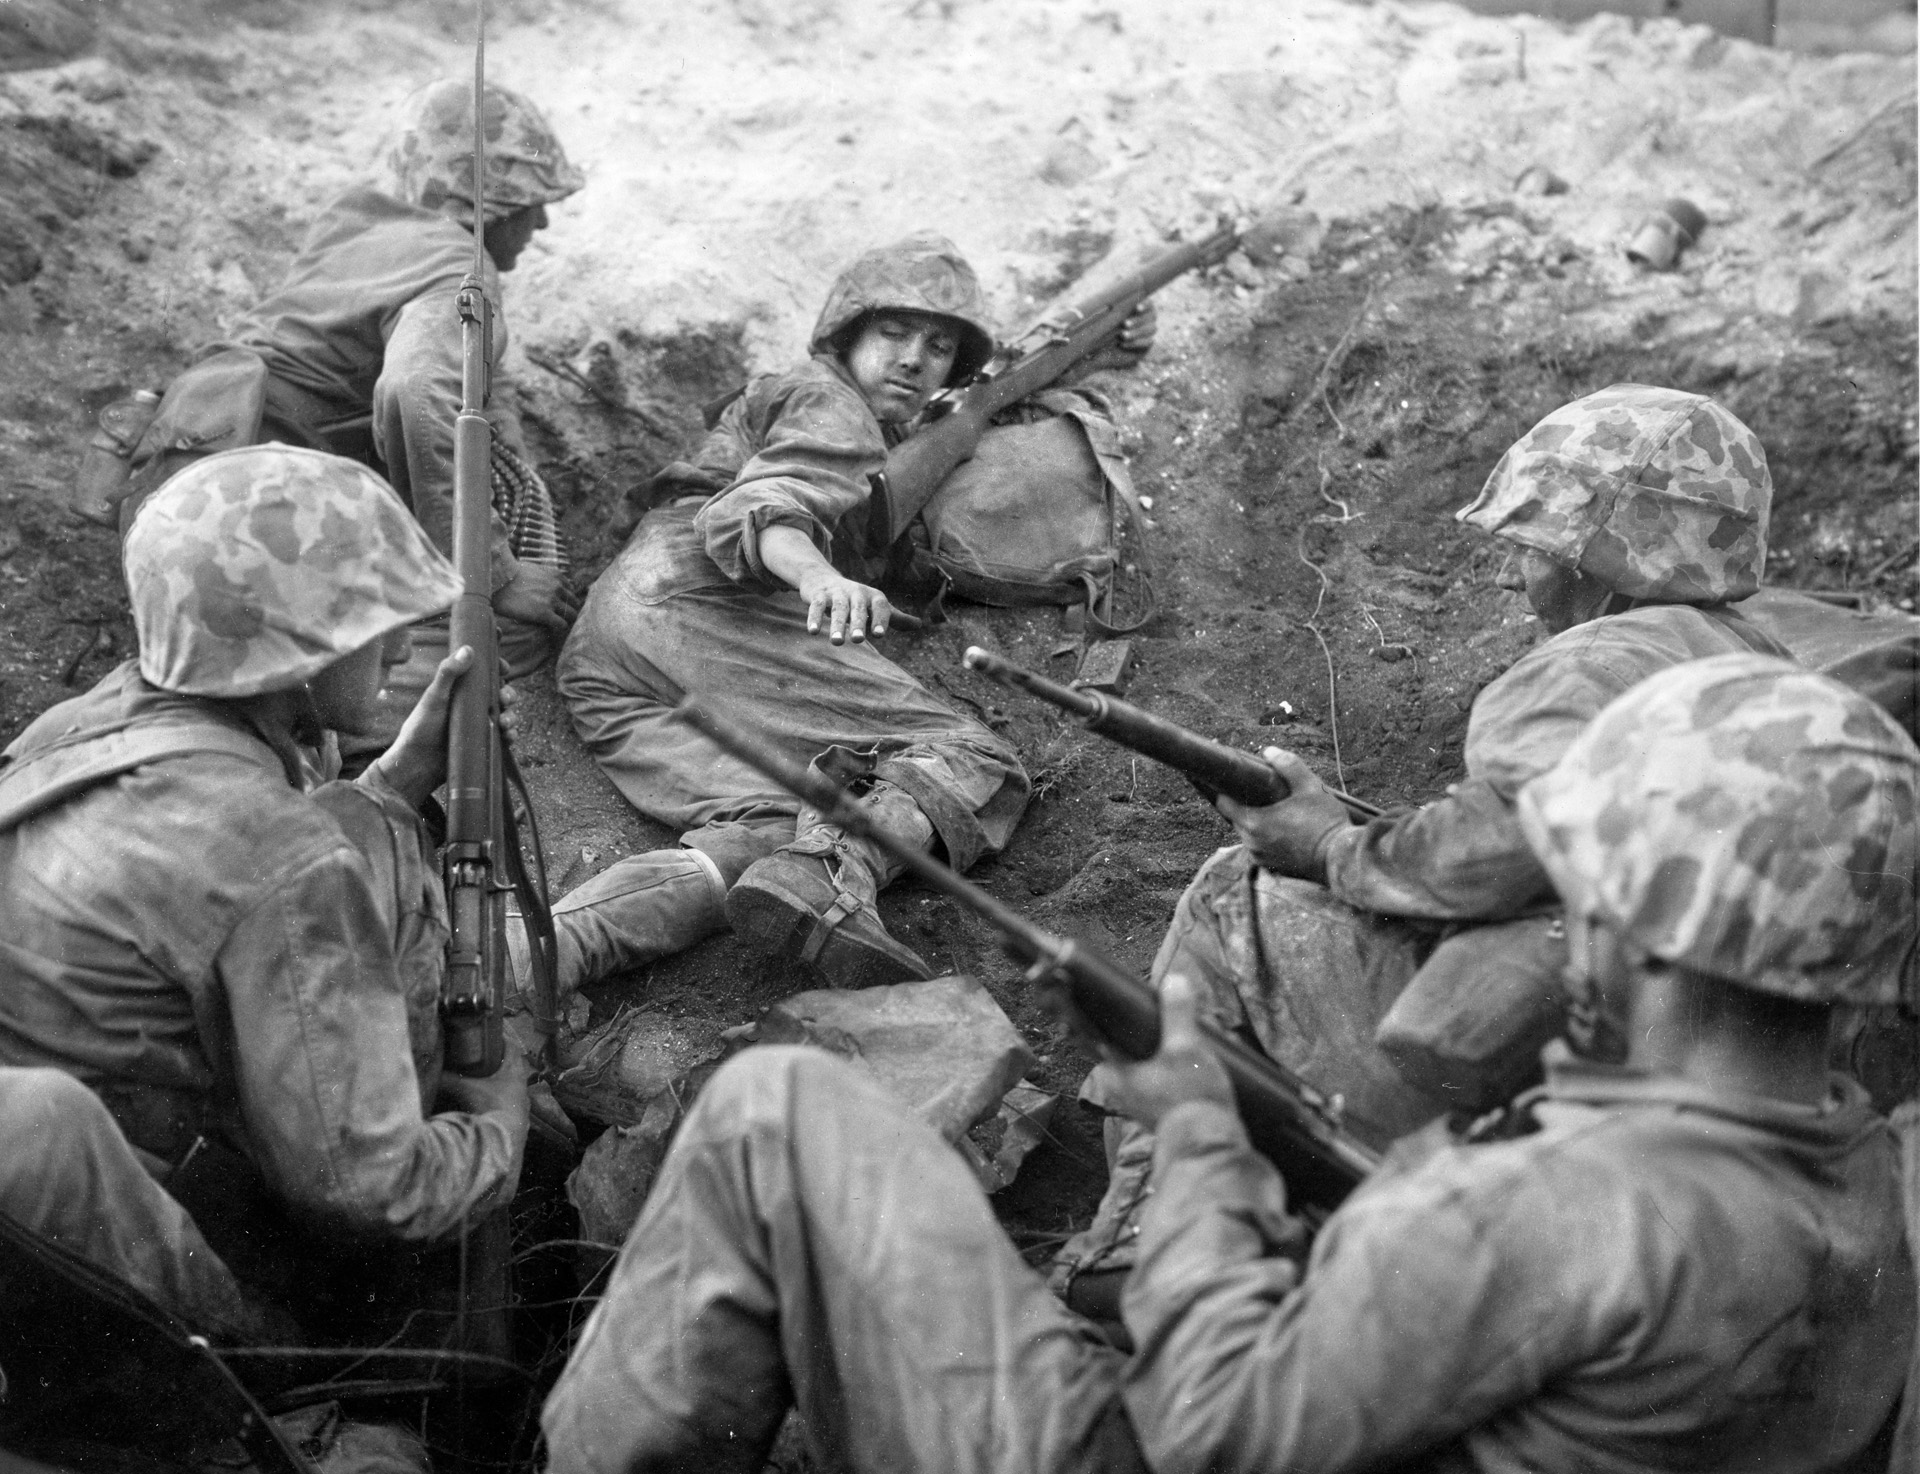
808, 232, 996, 386
126, 446, 464, 699
1516, 653, 1919, 1006
1456, 384, 1769, 604
383, 79, 584, 228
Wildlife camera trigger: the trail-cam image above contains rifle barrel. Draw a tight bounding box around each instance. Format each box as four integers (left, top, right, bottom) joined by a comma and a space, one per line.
962, 647, 1381, 820
1010, 223, 1239, 351
670, 694, 1378, 1207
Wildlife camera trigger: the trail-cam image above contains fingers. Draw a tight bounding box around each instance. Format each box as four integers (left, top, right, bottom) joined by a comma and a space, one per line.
1159, 971, 1203, 1053
496, 681, 522, 744
807, 583, 892, 643
421, 643, 477, 706
1120, 302, 1158, 352
1260, 745, 1325, 795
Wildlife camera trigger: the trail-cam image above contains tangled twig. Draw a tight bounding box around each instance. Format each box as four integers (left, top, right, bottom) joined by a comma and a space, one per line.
525, 347, 679, 438
1294, 283, 1377, 438
1293, 524, 1347, 793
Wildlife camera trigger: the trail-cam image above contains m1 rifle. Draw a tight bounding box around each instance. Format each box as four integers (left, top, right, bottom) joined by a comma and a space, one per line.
671, 694, 1379, 1216
441, 15, 559, 1079
963, 646, 1381, 820
868, 224, 1240, 549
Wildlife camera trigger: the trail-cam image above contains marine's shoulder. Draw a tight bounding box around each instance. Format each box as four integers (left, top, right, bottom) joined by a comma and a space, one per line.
1487, 603, 1735, 692
744, 356, 869, 413
7, 671, 361, 883
292, 187, 475, 276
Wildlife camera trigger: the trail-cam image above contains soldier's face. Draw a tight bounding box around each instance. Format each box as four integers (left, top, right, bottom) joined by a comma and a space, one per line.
1496, 545, 1611, 635
845, 311, 961, 424
307, 627, 413, 735
484, 203, 549, 272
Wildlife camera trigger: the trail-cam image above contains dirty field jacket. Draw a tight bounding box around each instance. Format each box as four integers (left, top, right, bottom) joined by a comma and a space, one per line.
633, 355, 893, 602
0, 663, 516, 1241
1124, 1051, 1914, 1474
228, 185, 521, 590
1320, 602, 1787, 919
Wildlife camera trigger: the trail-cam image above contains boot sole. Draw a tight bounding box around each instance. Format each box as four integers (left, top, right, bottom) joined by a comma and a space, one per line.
726, 873, 935, 989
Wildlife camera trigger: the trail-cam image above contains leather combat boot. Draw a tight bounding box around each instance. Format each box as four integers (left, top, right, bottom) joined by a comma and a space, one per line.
726, 781, 937, 988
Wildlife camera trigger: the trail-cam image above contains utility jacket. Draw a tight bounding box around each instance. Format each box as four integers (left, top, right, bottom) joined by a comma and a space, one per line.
0, 663, 516, 1241
629, 356, 894, 604
1124, 1049, 1915, 1473
1320, 602, 1788, 918
228, 185, 523, 590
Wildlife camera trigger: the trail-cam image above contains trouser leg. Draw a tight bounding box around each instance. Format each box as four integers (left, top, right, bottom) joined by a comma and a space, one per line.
542, 1048, 1128, 1474
556, 563, 1029, 872
550, 846, 733, 989
0, 1067, 253, 1341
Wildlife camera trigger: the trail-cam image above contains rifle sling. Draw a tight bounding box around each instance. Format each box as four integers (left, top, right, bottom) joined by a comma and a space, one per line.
501, 739, 562, 1050
0, 721, 271, 836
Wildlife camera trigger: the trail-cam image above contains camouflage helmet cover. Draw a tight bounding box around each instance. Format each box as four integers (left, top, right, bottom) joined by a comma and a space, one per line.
808, 232, 997, 385
383, 79, 584, 228
126, 446, 464, 698
1456, 383, 1770, 604
1516, 653, 1920, 1006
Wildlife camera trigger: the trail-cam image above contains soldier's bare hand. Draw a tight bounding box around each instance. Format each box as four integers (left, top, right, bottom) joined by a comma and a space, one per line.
1118, 301, 1157, 356
1217, 747, 1352, 882
1099, 973, 1235, 1129
369, 643, 469, 806
799, 569, 892, 645
439, 1038, 533, 1121
370, 645, 520, 807
493, 562, 579, 633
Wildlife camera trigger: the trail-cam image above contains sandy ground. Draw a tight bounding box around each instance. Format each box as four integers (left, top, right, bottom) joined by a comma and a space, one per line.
0, 0, 1914, 1459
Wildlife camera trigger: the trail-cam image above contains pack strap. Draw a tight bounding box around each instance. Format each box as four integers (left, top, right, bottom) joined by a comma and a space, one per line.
0, 722, 270, 837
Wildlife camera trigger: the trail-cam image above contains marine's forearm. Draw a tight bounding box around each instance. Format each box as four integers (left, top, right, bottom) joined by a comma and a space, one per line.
1320, 777, 1556, 920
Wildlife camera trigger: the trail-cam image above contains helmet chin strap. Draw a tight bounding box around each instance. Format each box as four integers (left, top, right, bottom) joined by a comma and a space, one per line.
218, 686, 322, 790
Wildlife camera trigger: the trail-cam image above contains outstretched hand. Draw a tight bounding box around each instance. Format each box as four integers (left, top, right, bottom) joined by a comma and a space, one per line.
1099, 972, 1235, 1130
798, 568, 893, 645
1216, 747, 1352, 882
369, 644, 520, 809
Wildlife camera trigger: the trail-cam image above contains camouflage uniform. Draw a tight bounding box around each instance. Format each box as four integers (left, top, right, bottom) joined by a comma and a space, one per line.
1061, 386, 1794, 1287
0, 449, 515, 1333
544, 659, 1916, 1474
552, 236, 1029, 988
131, 82, 581, 678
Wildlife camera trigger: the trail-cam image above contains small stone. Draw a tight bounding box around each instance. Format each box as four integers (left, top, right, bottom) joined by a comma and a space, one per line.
1224, 250, 1262, 287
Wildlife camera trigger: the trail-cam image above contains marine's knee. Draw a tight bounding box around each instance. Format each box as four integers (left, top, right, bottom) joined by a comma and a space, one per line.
0, 1069, 127, 1185
683, 1046, 873, 1144
0, 1067, 109, 1136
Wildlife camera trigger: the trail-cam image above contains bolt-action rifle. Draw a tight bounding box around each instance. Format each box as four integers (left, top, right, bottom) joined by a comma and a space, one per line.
671, 694, 1379, 1216
963, 646, 1381, 820
441, 16, 559, 1079
867, 224, 1241, 549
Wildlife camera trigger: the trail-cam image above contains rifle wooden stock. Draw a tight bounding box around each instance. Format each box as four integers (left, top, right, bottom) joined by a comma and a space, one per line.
671, 694, 1378, 1213
874, 224, 1239, 546
962, 646, 1381, 820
